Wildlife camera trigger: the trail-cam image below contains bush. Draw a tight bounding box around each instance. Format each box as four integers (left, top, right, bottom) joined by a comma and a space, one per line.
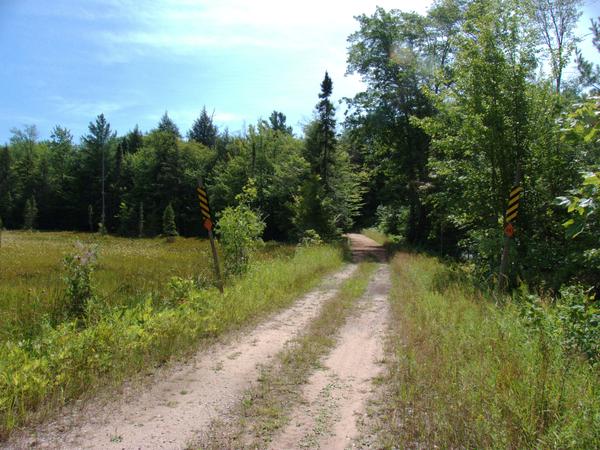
63, 242, 98, 319
216, 204, 265, 276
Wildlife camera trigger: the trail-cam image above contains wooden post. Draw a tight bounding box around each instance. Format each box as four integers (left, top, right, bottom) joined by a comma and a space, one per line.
498, 183, 522, 292
197, 179, 223, 293
207, 227, 223, 293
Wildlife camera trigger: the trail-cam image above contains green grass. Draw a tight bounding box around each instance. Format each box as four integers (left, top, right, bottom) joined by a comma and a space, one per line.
0, 231, 293, 342
194, 262, 378, 449
373, 253, 600, 449
0, 238, 342, 440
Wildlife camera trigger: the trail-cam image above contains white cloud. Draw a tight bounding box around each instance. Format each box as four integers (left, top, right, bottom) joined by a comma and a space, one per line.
95, 0, 434, 59
49, 95, 128, 118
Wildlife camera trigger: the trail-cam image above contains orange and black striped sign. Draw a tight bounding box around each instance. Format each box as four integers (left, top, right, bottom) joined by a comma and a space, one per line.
505, 185, 523, 223
197, 186, 211, 221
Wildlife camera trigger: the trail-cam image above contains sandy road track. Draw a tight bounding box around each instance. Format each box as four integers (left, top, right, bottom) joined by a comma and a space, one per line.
268, 264, 391, 450
7, 265, 358, 450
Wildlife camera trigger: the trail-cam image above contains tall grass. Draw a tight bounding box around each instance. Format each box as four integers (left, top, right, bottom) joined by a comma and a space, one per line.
379, 253, 600, 448
0, 243, 342, 439
0, 231, 293, 342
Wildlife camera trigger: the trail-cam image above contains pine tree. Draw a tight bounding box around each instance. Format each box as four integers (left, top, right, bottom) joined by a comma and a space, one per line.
138, 202, 145, 238
157, 112, 181, 138
23, 196, 38, 230
268, 111, 293, 135
0, 146, 12, 227
82, 114, 115, 233
162, 203, 178, 241
88, 204, 94, 232
305, 72, 336, 191
188, 106, 218, 147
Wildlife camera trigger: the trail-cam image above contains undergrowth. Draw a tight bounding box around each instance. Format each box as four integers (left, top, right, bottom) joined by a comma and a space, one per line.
375, 253, 600, 449
0, 244, 343, 440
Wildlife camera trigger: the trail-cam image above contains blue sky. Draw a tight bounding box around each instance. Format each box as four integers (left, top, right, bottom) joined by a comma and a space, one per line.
0, 0, 598, 144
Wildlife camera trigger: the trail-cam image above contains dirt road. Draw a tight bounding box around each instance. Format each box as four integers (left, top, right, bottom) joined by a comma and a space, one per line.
8, 234, 390, 449
269, 264, 390, 449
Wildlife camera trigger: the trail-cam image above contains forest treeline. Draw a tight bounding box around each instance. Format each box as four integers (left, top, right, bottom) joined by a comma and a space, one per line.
0, 0, 599, 294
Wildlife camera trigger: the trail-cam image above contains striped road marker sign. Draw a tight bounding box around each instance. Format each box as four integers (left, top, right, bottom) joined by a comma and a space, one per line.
505, 185, 523, 224
197, 186, 213, 230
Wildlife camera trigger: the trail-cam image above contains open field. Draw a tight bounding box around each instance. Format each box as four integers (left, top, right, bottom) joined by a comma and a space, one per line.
0, 231, 343, 438
0, 231, 293, 342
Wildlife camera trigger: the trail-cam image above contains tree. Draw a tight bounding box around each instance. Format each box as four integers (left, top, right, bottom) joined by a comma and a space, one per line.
0, 146, 13, 228
305, 72, 337, 191
138, 202, 145, 237
81, 114, 116, 232
23, 196, 38, 230
345, 5, 452, 241
188, 106, 218, 147
528, 0, 583, 95
268, 111, 293, 135
576, 17, 600, 93
156, 111, 181, 138
162, 203, 178, 240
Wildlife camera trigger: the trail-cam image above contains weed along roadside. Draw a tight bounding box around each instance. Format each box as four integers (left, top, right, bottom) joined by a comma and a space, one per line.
364, 253, 600, 449
0, 241, 344, 441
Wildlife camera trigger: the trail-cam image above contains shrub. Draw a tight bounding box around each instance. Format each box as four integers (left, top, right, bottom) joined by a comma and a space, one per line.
63, 242, 98, 319
216, 204, 265, 276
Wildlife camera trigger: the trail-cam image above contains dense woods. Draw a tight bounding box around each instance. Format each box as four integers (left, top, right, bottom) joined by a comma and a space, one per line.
1, 0, 598, 297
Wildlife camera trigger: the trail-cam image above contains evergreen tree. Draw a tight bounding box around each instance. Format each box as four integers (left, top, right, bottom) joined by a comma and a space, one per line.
138, 202, 145, 237
81, 114, 116, 232
268, 111, 293, 135
156, 112, 181, 138
0, 146, 13, 228
23, 196, 38, 230
88, 204, 94, 232
162, 203, 178, 240
125, 125, 144, 154
305, 72, 337, 191
188, 106, 218, 147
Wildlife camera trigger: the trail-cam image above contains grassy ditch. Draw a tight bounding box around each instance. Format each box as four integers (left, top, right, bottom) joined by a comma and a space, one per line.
373, 253, 600, 448
0, 244, 343, 440
194, 262, 378, 449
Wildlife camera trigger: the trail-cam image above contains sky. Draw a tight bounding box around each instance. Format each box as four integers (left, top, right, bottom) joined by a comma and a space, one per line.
0, 0, 598, 144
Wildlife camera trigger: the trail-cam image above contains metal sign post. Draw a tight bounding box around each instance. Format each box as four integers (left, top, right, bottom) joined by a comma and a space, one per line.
197, 182, 223, 293
498, 185, 523, 292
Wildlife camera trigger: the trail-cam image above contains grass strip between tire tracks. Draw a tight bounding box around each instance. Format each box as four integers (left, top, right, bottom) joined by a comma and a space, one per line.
192, 262, 378, 449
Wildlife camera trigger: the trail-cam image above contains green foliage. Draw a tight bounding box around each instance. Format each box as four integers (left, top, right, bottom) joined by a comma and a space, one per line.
22, 196, 38, 230
216, 185, 266, 276
138, 202, 144, 237
210, 121, 308, 240
188, 106, 218, 147
379, 253, 600, 448
63, 242, 97, 319
162, 203, 178, 239
156, 111, 181, 138
0, 243, 343, 438
117, 201, 134, 236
